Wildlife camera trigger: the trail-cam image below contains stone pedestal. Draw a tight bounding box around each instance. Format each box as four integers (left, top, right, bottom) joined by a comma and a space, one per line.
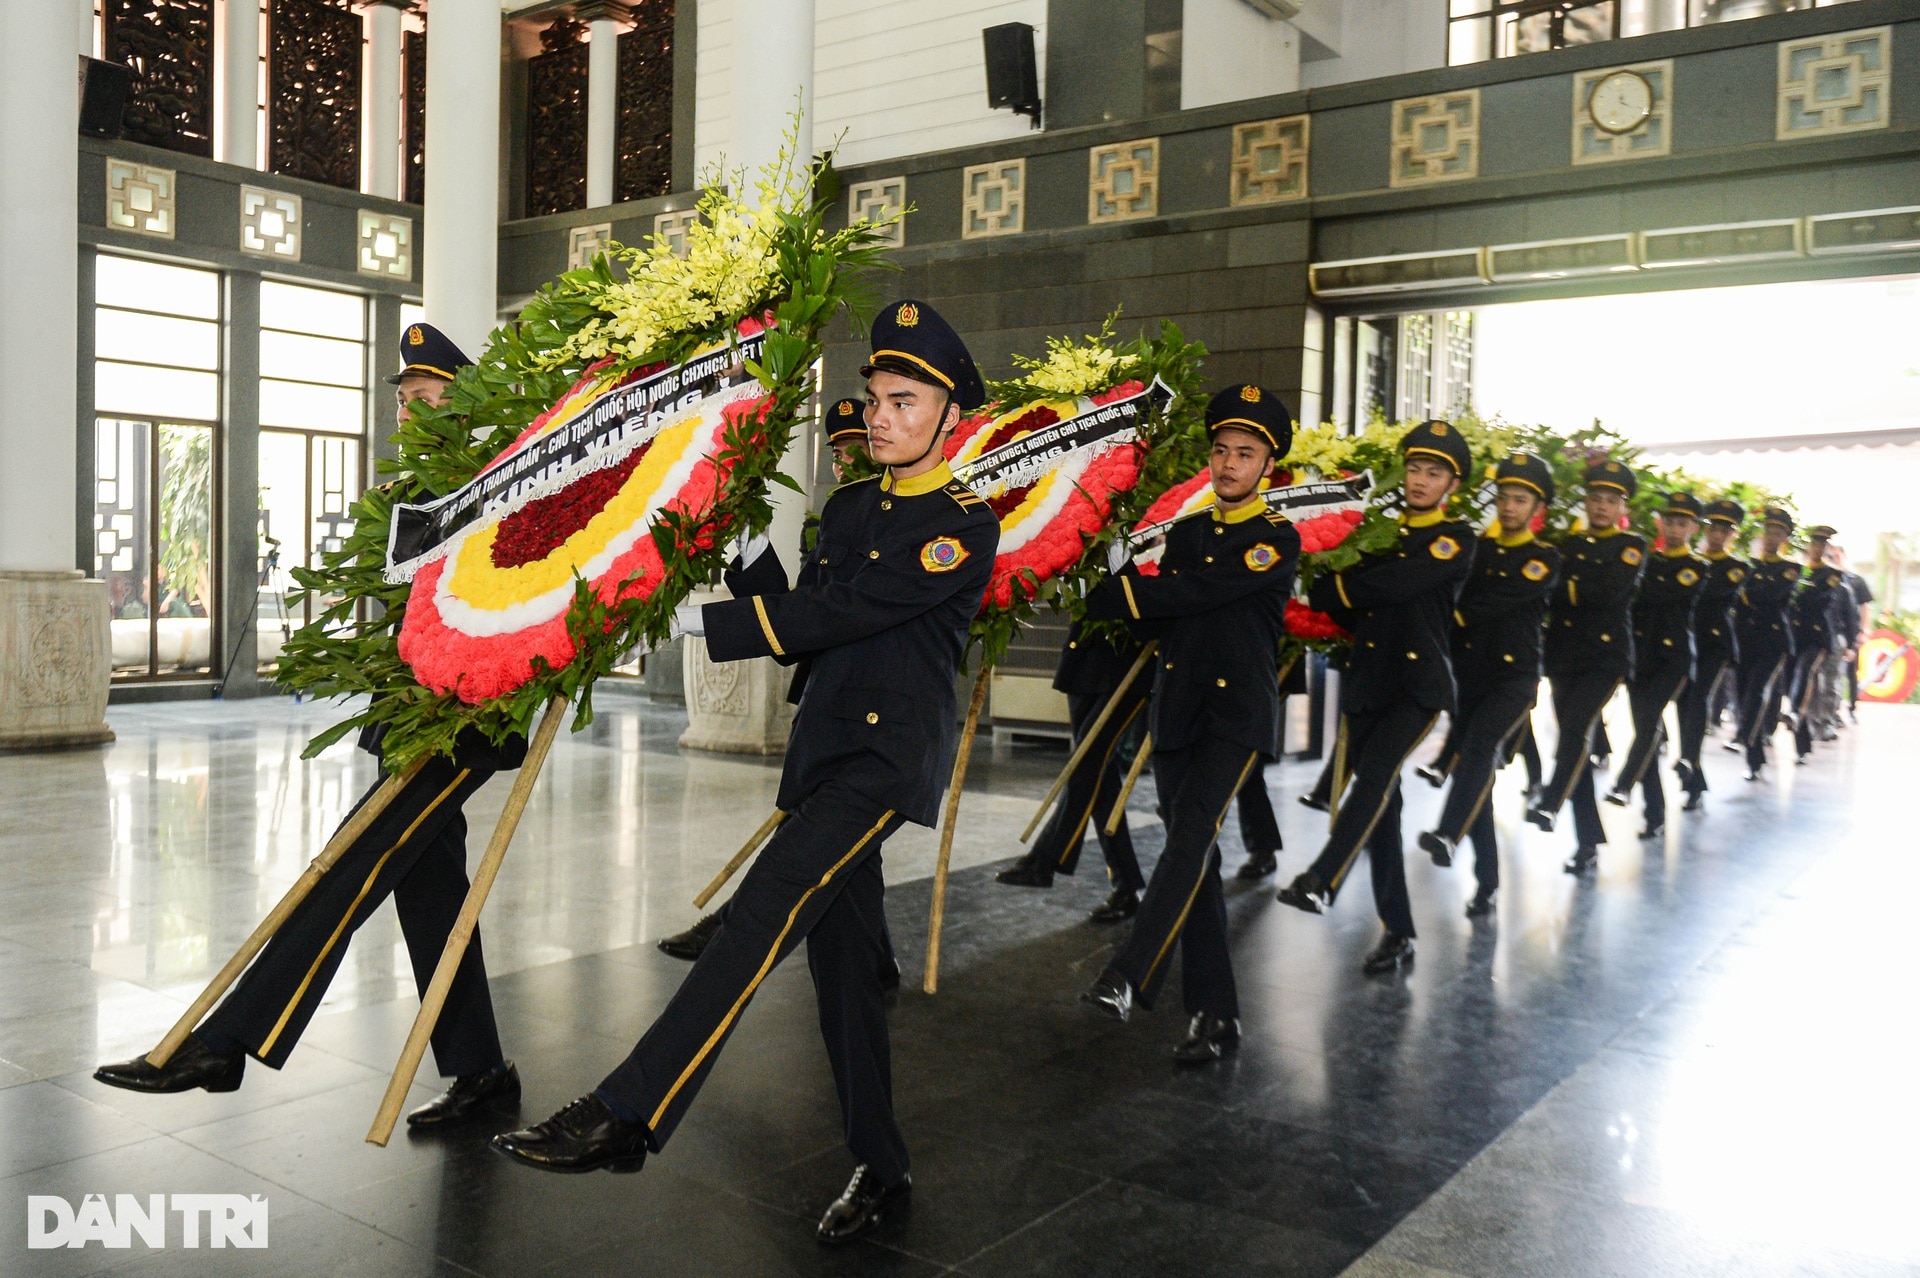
0, 571, 114, 750
678, 589, 792, 755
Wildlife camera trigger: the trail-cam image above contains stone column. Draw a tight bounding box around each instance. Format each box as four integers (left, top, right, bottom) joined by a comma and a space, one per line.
219, 272, 262, 699
222, 0, 260, 169
678, 588, 793, 755
0, 0, 112, 749
577, 0, 630, 209
422, 0, 501, 358
360, 0, 410, 199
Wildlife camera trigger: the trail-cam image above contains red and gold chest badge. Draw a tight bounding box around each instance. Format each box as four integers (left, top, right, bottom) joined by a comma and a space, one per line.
1729, 567, 1746, 583
1623, 546, 1644, 566
1522, 558, 1550, 582
1678, 567, 1700, 586
1430, 535, 1461, 561
920, 536, 967, 572
1244, 542, 1281, 571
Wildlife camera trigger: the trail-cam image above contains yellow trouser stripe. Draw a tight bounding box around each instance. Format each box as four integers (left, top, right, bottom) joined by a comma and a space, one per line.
1548, 682, 1620, 813
1327, 716, 1438, 894
1057, 700, 1145, 870
1620, 672, 1689, 793
1140, 751, 1259, 990
650, 808, 895, 1131
258, 767, 471, 1057
1448, 704, 1534, 843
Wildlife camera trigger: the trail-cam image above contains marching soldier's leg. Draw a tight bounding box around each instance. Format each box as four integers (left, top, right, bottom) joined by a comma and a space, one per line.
1516, 720, 1544, 795
806, 852, 908, 1186
1675, 662, 1714, 799
1426, 682, 1533, 869
1169, 843, 1242, 1064
1530, 674, 1614, 827
1365, 783, 1416, 941
1466, 799, 1499, 913
197, 757, 492, 1069
1285, 702, 1436, 911
1088, 689, 1148, 895
1101, 740, 1258, 1013
1009, 688, 1143, 886
1607, 677, 1667, 804
1233, 757, 1283, 879
592, 782, 903, 1151
391, 809, 505, 1079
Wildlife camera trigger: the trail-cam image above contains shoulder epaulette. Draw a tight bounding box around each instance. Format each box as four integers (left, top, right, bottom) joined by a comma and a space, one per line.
944, 481, 990, 511
1262, 509, 1290, 526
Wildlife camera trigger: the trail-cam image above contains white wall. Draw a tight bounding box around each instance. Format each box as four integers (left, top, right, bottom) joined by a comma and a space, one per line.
1181, 0, 1300, 109
1300, 0, 1446, 89
696, 0, 1048, 177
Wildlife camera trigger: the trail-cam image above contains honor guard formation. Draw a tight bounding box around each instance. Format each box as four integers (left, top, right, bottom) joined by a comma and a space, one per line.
91, 299, 1875, 1248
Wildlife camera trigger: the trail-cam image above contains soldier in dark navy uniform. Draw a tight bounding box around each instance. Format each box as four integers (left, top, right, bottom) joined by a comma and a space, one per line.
1078, 385, 1299, 1065
1603, 492, 1706, 838
1732, 508, 1799, 781
1525, 459, 1646, 875
1674, 499, 1745, 811
492, 301, 998, 1246
1276, 421, 1475, 974
1788, 524, 1851, 761
995, 617, 1149, 922
96, 323, 527, 1130
1416, 451, 1559, 918
823, 395, 871, 482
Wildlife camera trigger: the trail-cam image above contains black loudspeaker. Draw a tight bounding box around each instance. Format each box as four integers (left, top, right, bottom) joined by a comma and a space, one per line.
78, 56, 131, 141
982, 22, 1041, 126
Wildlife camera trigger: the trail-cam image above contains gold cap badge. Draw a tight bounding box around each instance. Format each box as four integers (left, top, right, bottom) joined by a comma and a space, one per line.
1431, 422, 1448, 435
897, 303, 919, 328
1239, 385, 1261, 403
407, 325, 424, 345
837, 401, 855, 416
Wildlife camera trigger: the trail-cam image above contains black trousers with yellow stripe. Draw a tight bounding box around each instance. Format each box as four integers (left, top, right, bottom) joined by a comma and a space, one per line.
1609, 665, 1690, 825
1107, 736, 1259, 1019
197, 757, 504, 1077
596, 780, 909, 1183
1298, 701, 1433, 939
1537, 672, 1619, 849
1434, 676, 1539, 896
1032, 686, 1145, 890
1735, 648, 1791, 772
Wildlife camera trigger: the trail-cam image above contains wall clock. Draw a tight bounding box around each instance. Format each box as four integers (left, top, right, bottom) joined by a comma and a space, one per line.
1588, 69, 1654, 135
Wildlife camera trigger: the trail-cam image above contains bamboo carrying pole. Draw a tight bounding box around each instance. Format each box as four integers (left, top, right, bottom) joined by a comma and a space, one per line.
693, 810, 787, 909
1101, 733, 1153, 837
1018, 642, 1157, 843
366, 695, 569, 1146
924, 665, 991, 995
147, 755, 430, 1068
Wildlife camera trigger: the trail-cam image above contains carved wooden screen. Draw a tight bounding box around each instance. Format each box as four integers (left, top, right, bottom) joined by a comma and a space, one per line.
102, 0, 216, 157
268, 0, 362, 190
526, 19, 590, 216
404, 28, 426, 204
616, 0, 676, 202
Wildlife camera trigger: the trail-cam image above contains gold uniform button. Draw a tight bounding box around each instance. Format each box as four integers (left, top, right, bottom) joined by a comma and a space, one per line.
865, 712, 879, 725
1601, 633, 1611, 641
1663, 638, 1673, 646
1215, 678, 1227, 688
1407, 652, 1418, 660
1165, 661, 1174, 670
869, 550, 879, 559
881, 500, 892, 510
1068, 640, 1078, 649
1205, 556, 1214, 563
1214, 526, 1223, 535
1503, 653, 1515, 662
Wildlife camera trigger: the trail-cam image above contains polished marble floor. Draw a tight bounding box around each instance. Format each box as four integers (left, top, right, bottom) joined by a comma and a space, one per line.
2, 689, 1916, 1276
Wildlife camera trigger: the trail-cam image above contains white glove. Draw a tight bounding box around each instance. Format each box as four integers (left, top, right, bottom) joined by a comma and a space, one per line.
670, 601, 707, 639
1105, 535, 1132, 576
730, 528, 771, 568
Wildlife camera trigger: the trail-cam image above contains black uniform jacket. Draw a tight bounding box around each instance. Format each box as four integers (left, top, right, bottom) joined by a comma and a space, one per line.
1631, 548, 1707, 682
1790, 563, 1852, 656
1053, 616, 1146, 698
1087, 501, 1298, 757
1309, 509, 1476, 716
1451, 528, 1559, 695
1734, 554, 1800, 664
1544, 527, 1647, 682
703, 462, 998, 827
1694, 552, 1746, 666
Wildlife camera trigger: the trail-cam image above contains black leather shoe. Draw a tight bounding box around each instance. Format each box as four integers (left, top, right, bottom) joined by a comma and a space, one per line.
1603, 790, 1629, 808
94, 1035, 244, 1095
1172, 1013, 1240, 1066
657, 912, 722, 961
1525, 805, 1557, 832
1639, 821, 1664, 840
1236, 848, 1278, 880
407, 1061, 521, 1129
1080, 971, 1132, 1022
1276, 874, 1330, 914
491, 1094, 650, 1174
1564, 845, 1599, 875
1683, 790, 1706, 812
1417, 829, 1454, 868
995, 857, 1055, 888
1414, 763, 1447, 788
1723, 740, 1745, 754
1362, 930, 1414, 975
816, 1166, 910, 1245
1297, 792, 1329, 813
1795, 752, 1811, 767
1745, 768, 1764, 782
1465, 890, 1496, 918
1088, 886, 1139, 923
